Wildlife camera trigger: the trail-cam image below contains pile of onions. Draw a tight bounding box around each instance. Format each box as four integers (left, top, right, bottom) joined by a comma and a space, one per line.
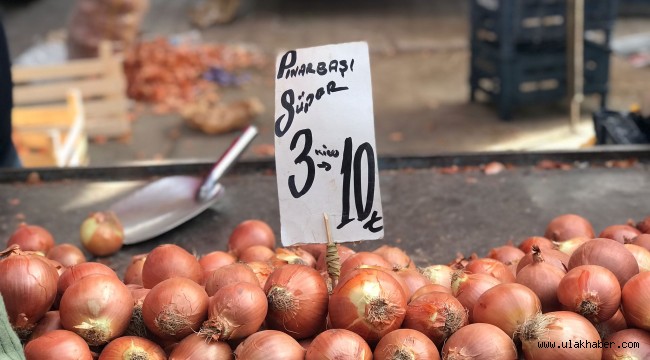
473, 283, 541, 337
7, 223, 55, 253
621, 271, 650, 330
402, 291, 467, 347
602, 329, 650, 360
516, 246, 564, 312
306, 329, 372, 360
0, 247, 59, 338
557, 265, 621, 323
142, 277, 208, 340
544, 214, 595, 241
46, 243, 86, 268
204, 262, 259, 296
451, 272, 501, 322
518, 311, 602, 360
568, 238, 639, 287
79, 212, 124, 257
228, 219, 276, 256
59, 274, 133, 345
373, 245, 415, 270
98, 336, 166, 360
169, 333, 233, 359
329, 267, 407, 343
24, 329, 93, 360
234, 330, 305, 360
373, 329, 439, 360
199, 282, 267, 340
141, 244, 202, 288
264, 264, 328, 339
442, 323, 517, 360
599, 224, 641, 244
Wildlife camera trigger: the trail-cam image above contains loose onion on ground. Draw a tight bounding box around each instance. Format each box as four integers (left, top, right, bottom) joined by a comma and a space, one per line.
59, 274, 133, 345
329, 267, 407, 344
199, 282, 267, 341
234, 330, 305, 360
169, 333, 233, 360
79, 211, 124, 257
568, 238, 639, 287
24, 329, 93, 360
46, 243, 86, 268
442, 323, 517, 360
473, 283, 541, 338
141, 244, 202, 288
264, 264, 328, 339
621, 271, 650, 330
374, 328, 439, 360
142, 277, 209, 341
204, 262, 259, 296
402, 291, 467, 348
306, 329, 372, 360
7, 223, 55, 253
0, 247, 59, 338
228, 219, 276, 256
98, 336, 166, 360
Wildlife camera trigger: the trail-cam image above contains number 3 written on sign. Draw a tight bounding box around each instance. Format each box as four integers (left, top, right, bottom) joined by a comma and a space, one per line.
286, 129, 383, 233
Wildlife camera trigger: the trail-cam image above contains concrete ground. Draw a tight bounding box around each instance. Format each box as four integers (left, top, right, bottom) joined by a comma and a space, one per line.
3, 0, 650, 166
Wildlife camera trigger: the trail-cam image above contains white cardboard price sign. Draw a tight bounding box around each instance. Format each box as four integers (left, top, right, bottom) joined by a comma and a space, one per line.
274, 41, 384, 246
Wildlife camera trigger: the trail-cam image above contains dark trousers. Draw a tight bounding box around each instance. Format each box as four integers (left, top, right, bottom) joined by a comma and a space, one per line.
0, 19, 20, 168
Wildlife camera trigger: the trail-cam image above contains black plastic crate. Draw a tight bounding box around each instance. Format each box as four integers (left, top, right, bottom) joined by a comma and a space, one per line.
470, 0, 619, 47
593, 110, 650, 145
470, 40, 611, 119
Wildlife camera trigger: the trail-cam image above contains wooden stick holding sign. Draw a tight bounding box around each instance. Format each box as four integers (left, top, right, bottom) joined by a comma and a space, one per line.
323, 213, 341, 289
274, 42, 384, 253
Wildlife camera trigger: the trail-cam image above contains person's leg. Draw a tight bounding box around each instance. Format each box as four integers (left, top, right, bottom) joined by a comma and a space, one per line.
0, 19, 20, 168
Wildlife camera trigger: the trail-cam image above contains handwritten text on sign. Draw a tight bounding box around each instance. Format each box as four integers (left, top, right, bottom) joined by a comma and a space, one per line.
274, 42, 384, 246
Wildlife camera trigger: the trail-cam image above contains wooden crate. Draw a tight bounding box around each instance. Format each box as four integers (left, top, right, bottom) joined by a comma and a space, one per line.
12, 42, 130, 138
12, 90, 89, 167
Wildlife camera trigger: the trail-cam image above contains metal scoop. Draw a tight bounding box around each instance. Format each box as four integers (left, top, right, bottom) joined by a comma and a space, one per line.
110, 126, 258, 245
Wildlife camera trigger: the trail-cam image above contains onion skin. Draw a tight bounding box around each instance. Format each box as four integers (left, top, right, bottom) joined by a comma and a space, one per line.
0, 250, 59, 338
142, 277, 209, 341
600, 224, 641, 244
545, 214, 595, 242
410, 283, 452, 302
264, 264, 328, 339
59, 274, 133, 345
123, 254, 147, 286
465, 257, 515, 283
624, 244, 650, 272
632, 234, 650, 250
141, 244, 203, 288
340, 252, 391, 276
602, 329, 650, 360
200, 282, 267, 341
239, 245, 276, 263
621, 271, 650, 331
557, 265, 621, 323
7, 223, 55, 253
395, 268, 432, 298
98, 336, 166, 360
204, 262, 259, 296
79, 212, 124, 257
519, 236, 554, 254
442, 323, 517, 360
568, 238, 639, 288
451, 272, 501, 322
402, 291, 468, 348
234, 330, 305, 360
519, 311, 602, 360
246, 261, 275, 288
554, 237, 590, 256
373, 245, 416, 270
329, 267, 407, 344
306, 329, 372, 360
28, 311, 62, 341
420, 265, 453, 290
24, 329, 93, 360
199, 251, 236, 284
57, 262, 117, 307
46, 243, 86, 268
169, 333, 233, 360
374, 329, 439, 360
487, 245, 525, 264
228, 219, 276, 256
473, 283, 541, 338
516, 247, 564, 312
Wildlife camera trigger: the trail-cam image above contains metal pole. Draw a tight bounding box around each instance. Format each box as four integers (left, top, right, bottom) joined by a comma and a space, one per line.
567, 0, 585, 133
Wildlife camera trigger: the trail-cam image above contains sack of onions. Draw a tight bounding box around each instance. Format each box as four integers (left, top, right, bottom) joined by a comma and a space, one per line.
234, 330, 305, 360
517, 311, 602, 360
142, 277, 208, 341
0, 246, 59, 339
79, 212, 124, 257
264, 264, 328, 339
199, 282, 267, 341
59, 274, 133, 345
305, 329, 372, 360
328, 267, 407, 344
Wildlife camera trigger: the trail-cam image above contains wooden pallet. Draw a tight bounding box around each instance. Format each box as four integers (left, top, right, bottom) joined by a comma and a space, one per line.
12, 42, 130, 138
12, 90, 89, 167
